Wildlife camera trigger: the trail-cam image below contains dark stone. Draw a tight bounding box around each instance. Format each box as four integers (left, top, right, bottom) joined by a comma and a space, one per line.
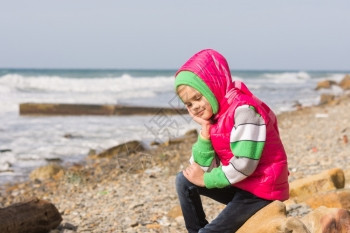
0, 198, 62, 233
0, 149, 11, 153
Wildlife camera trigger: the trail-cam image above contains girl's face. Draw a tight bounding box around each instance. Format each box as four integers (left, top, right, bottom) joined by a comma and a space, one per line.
177, 85, 213, 120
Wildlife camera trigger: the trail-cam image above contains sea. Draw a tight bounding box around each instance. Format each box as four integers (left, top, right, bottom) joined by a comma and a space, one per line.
0, 69, 348, 186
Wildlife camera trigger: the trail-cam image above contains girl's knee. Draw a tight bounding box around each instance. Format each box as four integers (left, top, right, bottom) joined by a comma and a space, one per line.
175, 172, 185, 186
175, 172, 190, 191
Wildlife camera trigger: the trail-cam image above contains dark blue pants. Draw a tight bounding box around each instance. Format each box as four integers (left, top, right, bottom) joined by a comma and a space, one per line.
175, 172, 272, 233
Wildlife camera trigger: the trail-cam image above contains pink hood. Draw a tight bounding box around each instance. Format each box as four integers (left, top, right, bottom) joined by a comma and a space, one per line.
175, 49, 234, 115
175, 49, 256, 116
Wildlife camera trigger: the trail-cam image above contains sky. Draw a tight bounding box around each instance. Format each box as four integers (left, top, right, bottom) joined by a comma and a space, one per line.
0, 0, 349, 70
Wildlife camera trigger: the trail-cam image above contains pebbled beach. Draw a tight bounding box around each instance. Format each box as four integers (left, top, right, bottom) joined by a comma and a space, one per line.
1, 93, 350, 233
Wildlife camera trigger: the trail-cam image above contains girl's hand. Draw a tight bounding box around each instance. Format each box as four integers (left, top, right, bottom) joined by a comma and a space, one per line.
183, 163, 205, 187
187, 107, 211, 139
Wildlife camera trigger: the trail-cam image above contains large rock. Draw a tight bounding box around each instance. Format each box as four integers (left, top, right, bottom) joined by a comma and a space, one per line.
301, 206, 350, 233
339, 74, 350, 90
237, 201, 309, 233
0, 198, 62, 233
20, 103, 116, 116
236, 201, 286, 233
29, 164, 64, 181
315, 80, 337, 90
319, 94, 336, 105
89, 140, 145, 159
19, 103, 187, 116
289, 168, 345, 202
304, 189, 350, 209
237, 200, 350, 233
160, 129, 198, 146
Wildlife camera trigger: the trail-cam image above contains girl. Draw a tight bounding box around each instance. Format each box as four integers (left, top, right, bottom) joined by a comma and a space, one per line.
175, 49, 289, 233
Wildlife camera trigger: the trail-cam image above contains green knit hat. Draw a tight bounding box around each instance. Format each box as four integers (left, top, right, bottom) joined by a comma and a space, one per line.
175, 71, 218, 114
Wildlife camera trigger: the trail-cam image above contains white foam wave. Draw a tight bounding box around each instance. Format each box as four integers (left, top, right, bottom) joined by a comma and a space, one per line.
0, 74, 175, 112
0, 73, 174, 93
0, 151, 16, 172
263, 72, 311, 84
0, 85, 12, 93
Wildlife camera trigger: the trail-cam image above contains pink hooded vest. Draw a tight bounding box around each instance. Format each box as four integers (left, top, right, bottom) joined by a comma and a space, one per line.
176, 49, 289, 200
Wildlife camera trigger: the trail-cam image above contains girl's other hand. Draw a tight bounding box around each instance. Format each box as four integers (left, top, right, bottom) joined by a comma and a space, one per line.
183, 163, 205, 187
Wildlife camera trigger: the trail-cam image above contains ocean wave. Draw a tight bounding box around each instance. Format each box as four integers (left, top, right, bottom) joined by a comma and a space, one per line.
263, 72, 311, 84
0, 73, 174, 93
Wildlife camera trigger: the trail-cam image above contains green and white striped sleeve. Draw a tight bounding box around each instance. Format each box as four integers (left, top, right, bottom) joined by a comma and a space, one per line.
204, 105, 266, 189
190, 134, 216, 172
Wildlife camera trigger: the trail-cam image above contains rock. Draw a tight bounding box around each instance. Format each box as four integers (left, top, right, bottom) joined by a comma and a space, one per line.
150, 141, 161, 146
52, 169, 65, 181
345, 169, 350, 188
319, 94, 335, 105
286, 203, 312, 217
0, 162, 13, 173
19, 103, 116, 116
167, 205, 182, 219
236, 201, 287, 233
0, 198, 62, 233
237, 201, 311, 233
29, 164, 64, 181
146, 223, 161, 229
0, 149, 11, 153
284, 198, 297, 210
283, 217, 311, 233
114, 105, 187, 115
184, 129, 198, 137
162, 137, 193, 147
315, 80, 337, 90
90, 140, 145, 159
19, 103, 188, 116
88, 149, 96, 156
175, 216, 185, 225
289, 168, 345, 202
58, 222, 78, 231
292, 100, 303, 110
238, 200, 350, 233
301, 206, 350, 233
45, 158, 63, 163
160, 129, 197, 147
304, 189, 350, 209
339, 74, 350, 90
161, 138, 186, 146
63, 133, 82, 139
49, 230, 60, 233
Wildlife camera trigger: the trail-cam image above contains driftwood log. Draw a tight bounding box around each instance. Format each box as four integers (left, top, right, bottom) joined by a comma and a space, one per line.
0, 198, 62, 233
19, 103, 188, 116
